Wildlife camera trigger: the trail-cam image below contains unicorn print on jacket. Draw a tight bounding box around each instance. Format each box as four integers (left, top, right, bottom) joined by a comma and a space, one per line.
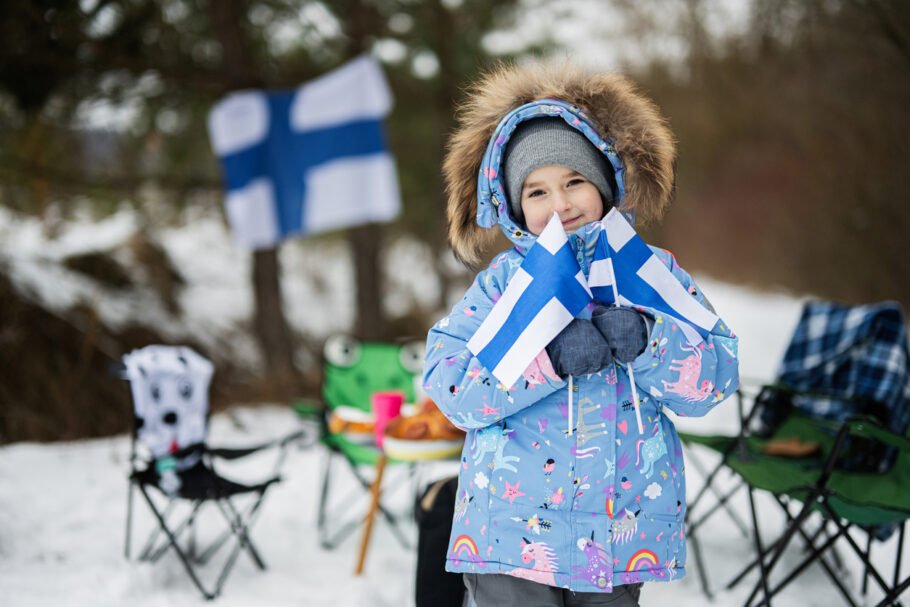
636, 423, 669, 479
506, 539, 559, 586
662, 343, 715, 403
472, 425, 520, 472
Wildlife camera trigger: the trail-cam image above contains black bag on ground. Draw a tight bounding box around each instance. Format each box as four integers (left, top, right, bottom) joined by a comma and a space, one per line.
415, 476, 464, 607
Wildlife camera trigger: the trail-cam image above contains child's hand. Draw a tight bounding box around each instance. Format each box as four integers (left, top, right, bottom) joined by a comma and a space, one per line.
545, 319, 613, 377
592, 305, 649, 362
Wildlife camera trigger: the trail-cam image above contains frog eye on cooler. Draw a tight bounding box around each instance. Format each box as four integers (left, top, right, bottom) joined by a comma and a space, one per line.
398, 340, 426, 374
324, 335, 362, 368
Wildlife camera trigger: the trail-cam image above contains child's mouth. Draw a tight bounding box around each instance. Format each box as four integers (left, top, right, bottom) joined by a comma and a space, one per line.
561, 216, 581, 227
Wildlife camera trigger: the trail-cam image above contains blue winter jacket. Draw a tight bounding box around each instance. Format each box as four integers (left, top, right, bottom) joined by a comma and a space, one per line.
424, 92, 740, 593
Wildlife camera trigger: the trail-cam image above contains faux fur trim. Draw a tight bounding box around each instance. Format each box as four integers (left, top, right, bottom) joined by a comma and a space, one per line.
444, 60, 676, 265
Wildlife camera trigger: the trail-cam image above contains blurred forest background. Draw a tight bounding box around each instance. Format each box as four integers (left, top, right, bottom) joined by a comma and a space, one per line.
1, 0, 908, 443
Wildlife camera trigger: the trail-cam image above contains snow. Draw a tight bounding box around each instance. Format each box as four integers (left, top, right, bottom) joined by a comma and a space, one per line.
1, 207, 906, 605
0, 205, 442, 369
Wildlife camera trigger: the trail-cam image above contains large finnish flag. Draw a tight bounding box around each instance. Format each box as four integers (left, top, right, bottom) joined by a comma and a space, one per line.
590, 208, 719, 344
207, 56, 400, 249
467, 213, 592, 388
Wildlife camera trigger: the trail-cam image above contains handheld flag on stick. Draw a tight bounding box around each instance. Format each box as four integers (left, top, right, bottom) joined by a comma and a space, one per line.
590, 208, 719, 344
467, 213, 592, 390
207, 56, 401, 249
590, 208, 720, 433
467, 208, 718, 435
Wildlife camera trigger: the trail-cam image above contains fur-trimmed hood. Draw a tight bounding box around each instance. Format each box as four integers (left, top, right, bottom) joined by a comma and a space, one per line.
444, 61, 676, 265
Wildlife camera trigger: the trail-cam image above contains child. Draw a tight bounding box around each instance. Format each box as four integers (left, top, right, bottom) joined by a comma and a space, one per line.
423, 62, 739, 606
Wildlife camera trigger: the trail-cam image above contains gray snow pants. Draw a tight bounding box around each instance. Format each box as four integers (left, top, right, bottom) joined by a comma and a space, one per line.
464, 573, 643, 607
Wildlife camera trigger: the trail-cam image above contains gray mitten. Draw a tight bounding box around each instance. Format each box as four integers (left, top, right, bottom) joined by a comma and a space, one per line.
545, 319, 613, 377
592, 305, 649, 362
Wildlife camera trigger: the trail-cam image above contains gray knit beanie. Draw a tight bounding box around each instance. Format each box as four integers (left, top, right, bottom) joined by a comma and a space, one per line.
503, 118, 614, 227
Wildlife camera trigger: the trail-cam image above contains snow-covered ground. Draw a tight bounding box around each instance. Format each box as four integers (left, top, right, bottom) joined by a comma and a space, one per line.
1, 207, 906, 605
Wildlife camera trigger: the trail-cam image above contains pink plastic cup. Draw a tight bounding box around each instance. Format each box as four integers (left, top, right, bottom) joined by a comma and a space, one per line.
371, 391, 404, 448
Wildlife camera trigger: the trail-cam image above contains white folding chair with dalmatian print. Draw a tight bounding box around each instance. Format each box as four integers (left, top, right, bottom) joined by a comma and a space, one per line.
120, 345, 309, 600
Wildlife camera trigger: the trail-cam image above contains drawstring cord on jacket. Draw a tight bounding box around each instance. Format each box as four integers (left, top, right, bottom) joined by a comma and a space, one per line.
606, 264, 645, 434
567, 374, 574, 436
627, 364, 645, 434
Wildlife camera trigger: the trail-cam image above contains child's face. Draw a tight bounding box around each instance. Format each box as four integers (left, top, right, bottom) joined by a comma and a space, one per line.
519, 165, 604, 236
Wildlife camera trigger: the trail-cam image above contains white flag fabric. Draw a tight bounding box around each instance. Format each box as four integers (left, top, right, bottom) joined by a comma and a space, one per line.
207, 56, 401, 249
467, 213, 592, 388
589, 208, 720, 344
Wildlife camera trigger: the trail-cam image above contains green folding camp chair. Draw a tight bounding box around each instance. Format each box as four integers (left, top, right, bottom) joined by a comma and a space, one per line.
679, 384, 764, 596
681, 301, 910, 604
294, 335, 426, 549
719, 414, 910, 606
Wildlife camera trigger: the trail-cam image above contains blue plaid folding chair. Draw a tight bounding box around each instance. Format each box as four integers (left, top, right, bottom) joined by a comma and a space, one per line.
756, 300, 910, 470
681, 300, 910, 604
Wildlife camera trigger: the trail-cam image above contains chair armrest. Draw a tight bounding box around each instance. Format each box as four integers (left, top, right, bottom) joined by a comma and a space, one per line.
293, 399, 325, 421
843, 416, 910, 451
207, 429, 313, 460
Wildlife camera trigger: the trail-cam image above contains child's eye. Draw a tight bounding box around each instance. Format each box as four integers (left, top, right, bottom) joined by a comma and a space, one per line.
526, 189, 545, 198
567, 178, 586, 187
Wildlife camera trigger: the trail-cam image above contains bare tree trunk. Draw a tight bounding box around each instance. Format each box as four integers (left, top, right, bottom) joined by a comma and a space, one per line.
350, 224, 384, 340
346, 0, 386, 340
431, 0, 459, 312
21, 112, 49, 224
209, 0, 298, 386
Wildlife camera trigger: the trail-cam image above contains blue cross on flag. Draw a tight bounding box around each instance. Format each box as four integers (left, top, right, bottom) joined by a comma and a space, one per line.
467, 213, 592, 388
207, 56, 401, 249
589, 208, 720, 345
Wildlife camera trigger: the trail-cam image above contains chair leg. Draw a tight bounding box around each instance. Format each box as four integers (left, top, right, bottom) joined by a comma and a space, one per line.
137, 486, 216, 600
773, 496, 846, 578
757, 497, 856, 607
215, 494, 268, 570
318, 449, 334, 548
319, 449, 413, 550
746, 492, 819, 602
685, 449, 751, 538
864, 533, 874, 596
208, 499, 252, 599
687, 527, 713, 599
688, 480, 748, 537
685, 450, 729, 518
318, 451, 378, 549
347, 461, 414, 549
196, 492, 266, 566
896, 524, 906, 592
745, 485, 773, 607
875, 573, 910, 607
818, 500, 896, 597
139, 499, 178, 561
147, 501, 204, 563
125, 479, 135, 560
752, 527, 855, 607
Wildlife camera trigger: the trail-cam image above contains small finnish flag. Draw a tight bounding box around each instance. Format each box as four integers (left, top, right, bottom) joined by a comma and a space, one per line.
467, 213, 592, 388
589, 208, 720, 344
207, 56, 401, 249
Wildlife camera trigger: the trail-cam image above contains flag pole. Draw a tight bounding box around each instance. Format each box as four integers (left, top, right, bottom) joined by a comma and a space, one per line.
609, 262, 645, 435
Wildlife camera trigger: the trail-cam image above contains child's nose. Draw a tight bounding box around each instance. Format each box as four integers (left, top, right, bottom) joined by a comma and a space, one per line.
553, 191, 572, 212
